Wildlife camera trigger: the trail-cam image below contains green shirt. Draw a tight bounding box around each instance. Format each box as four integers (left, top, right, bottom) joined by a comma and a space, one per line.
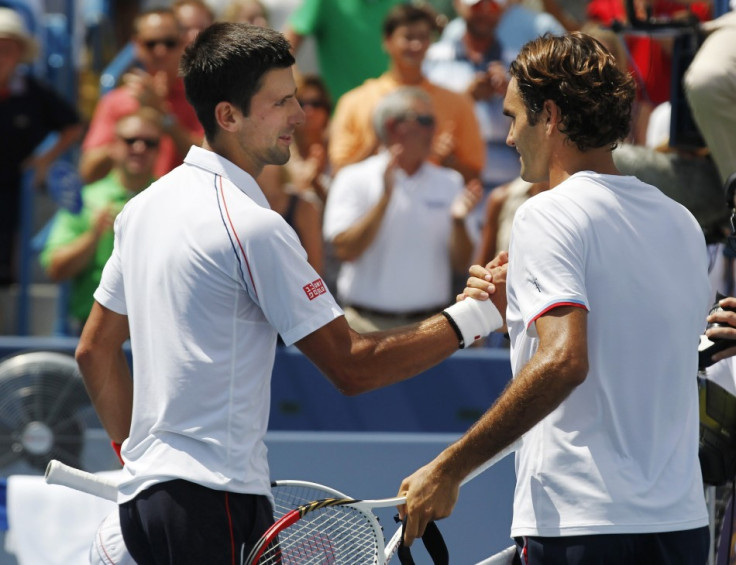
40, 173, 152, 323
288, 0, 402, 103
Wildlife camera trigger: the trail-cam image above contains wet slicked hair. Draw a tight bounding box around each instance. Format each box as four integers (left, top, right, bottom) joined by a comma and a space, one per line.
509, 32, 636, 152
179, 22, 295, 141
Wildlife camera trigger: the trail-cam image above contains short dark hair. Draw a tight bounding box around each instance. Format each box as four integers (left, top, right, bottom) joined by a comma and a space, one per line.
382, 3, 439, 38
179, 23, 295, 141
509, 32, 636, 152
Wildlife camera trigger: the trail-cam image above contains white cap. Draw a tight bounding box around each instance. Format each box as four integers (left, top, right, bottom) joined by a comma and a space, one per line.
0, 8, 39, 63
460, 0, 507, 7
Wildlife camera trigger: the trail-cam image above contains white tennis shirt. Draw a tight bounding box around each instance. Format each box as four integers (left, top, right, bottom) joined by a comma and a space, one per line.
94, 146, 343, 503
323, 152, 465, 312
507, 171, 711, 536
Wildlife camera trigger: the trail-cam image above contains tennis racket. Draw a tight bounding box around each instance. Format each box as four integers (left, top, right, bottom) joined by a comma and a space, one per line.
45, 460, 352, 520
245, 440, 520, 565
475, 545, 517, 565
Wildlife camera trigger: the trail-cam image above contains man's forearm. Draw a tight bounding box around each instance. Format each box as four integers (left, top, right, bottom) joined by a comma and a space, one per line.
331, 193, 390, 261
47, 231, 100, 281
77, 347, 133, 444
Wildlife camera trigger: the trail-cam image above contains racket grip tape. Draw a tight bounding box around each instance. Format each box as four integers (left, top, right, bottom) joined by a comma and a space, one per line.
396, 516, 449, 565
443, 297, 503, 348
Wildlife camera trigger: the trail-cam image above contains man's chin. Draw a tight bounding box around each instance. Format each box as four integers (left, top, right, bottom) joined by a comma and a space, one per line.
269, 148, 291, 167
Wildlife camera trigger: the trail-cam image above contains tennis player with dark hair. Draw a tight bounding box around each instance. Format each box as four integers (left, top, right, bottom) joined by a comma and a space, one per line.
75, 22, 504, 565
398, 32, 712, 563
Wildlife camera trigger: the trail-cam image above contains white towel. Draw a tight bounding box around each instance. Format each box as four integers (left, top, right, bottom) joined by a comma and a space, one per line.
6, 471, 122, 565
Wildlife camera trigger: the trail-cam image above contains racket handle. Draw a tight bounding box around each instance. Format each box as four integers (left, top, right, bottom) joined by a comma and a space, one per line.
44, 460, 119, 502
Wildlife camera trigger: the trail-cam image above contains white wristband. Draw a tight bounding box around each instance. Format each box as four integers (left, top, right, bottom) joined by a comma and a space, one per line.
443, 298, 504, 348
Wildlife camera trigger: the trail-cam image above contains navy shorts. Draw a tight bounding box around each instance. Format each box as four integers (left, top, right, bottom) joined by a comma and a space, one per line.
514, 526, 710, 564
119, 479, 274, 565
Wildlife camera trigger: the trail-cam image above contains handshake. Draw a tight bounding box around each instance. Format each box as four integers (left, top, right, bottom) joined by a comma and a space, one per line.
443, 252, 509, 348
699, 293, 736, 369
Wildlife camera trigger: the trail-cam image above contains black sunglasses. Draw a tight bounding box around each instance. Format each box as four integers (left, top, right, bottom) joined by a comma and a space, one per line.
399, 113, 436, 127
141, 37, 180, 51
120, 136, 160, 149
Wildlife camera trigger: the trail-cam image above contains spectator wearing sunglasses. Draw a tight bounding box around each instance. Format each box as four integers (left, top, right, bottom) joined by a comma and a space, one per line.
323, 87, 482, 331
79, 8, 203, 185
41, 109, 162, 333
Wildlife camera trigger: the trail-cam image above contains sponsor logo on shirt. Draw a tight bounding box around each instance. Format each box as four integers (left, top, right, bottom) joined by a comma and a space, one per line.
303, 279, 327, 300
529, 277, 542, 293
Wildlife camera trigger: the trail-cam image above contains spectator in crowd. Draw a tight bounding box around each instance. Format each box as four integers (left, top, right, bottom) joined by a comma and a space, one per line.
323, 87, 481, 331
330, 4, 485, 183
260, 165, 324, 277
424, 0, 565, 191
684, 10, 736, 189
173, 0, 216, 46
79, 8, 204, 184
0, 6, 83, 285
287, 73, 332, 203
221, 0, 269, 27
473, 178, 548, 265
398, 33, 711, 562
283, 0, 404, 103
41, 109, 162, 333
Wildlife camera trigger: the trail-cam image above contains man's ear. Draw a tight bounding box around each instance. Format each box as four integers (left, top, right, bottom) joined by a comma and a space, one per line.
214, 101, 241, 133
543, 99, 561, 133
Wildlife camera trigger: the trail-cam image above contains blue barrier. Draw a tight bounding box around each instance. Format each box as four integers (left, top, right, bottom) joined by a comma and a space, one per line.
0, 338, 512, 433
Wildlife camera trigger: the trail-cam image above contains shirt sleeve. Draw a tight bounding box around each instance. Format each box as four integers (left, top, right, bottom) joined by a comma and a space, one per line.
508, 195, 589, 334
93, 211, 127, 315
322, 166, 374, 241
243, 211, 343, 346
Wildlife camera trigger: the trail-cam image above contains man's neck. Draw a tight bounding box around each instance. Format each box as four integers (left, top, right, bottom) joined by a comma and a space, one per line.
548, 147, 620, 188
387, 65, 424, 86
203, 138, 262, 179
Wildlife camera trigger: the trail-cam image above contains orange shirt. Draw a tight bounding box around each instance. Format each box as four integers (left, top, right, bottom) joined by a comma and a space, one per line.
329, 73, 485, 176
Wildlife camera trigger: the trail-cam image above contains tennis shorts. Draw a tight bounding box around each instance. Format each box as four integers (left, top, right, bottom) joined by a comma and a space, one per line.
514, 526, 710, 564
119, 479, 274, 565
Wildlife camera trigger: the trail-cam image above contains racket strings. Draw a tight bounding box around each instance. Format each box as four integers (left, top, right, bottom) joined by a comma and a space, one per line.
255, 505, 382, 564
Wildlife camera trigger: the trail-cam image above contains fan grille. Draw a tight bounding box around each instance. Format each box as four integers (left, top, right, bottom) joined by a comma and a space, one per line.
0, 351, 97, 474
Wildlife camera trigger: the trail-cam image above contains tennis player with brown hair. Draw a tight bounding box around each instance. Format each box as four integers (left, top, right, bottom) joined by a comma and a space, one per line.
399, 32, 711, 563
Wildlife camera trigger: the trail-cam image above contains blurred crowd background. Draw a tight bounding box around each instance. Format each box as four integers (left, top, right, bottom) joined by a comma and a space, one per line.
0, 0, 734, 342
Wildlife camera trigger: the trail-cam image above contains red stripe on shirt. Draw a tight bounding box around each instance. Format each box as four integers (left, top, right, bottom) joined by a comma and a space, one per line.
527, 302, 588, 330
219, 176, 258, 298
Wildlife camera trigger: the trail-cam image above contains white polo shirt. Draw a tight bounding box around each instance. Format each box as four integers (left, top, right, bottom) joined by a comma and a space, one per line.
323, 152, 464, 312
94, 146, 343, 503
507, 171, 711, 536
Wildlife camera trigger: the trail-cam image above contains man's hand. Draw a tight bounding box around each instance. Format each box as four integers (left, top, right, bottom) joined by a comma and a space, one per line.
706, 296, 736, 362
92, 204, 119, 239
450, 178, 483, 221
123, 69, 169, 113
456, 252, 509, 327
397, 460, 461, 547
383, 144, 402, 198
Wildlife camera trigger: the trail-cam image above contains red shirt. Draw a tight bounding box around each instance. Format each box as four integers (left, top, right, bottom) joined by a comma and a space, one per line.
83, 78, 203, 177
